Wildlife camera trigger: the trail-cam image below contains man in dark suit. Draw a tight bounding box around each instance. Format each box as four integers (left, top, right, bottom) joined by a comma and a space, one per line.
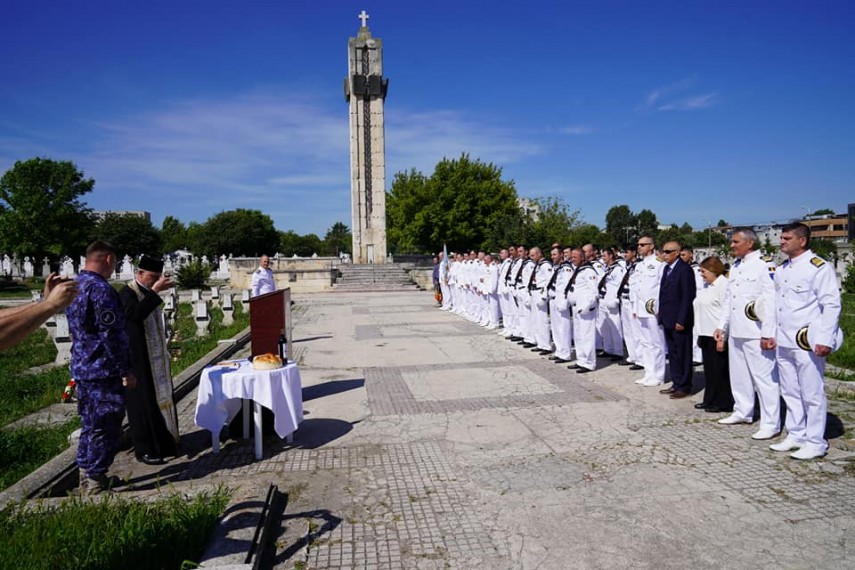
658, 241, 697, 399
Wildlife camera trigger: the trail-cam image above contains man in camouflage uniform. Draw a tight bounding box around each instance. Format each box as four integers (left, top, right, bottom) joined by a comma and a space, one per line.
67, 241, 136, 494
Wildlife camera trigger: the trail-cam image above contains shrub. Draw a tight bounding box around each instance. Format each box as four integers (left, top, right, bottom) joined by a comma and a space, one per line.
175, 259, 210, 289
843, 263, 855, 295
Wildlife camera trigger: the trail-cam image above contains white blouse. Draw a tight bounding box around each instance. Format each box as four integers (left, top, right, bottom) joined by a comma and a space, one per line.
693, 275, 729, 337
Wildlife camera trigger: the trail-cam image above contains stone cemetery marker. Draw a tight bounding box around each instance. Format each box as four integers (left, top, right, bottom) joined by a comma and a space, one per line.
42, 257, 51, 277
191, 289, 201, 302
53, 313, 72, 364
61, 257, 75, 278
23, 257, 34, 278
195, 300, 210, 337
221, 293, 234, 326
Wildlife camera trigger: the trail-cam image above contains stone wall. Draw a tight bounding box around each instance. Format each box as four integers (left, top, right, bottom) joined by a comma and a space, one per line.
229, 257, 343, 293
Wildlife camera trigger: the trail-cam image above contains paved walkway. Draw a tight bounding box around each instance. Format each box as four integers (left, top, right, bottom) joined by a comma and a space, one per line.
108, 291, 855, 569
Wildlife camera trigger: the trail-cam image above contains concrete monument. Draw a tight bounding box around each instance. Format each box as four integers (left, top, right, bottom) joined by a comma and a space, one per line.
345, 10, 389, 264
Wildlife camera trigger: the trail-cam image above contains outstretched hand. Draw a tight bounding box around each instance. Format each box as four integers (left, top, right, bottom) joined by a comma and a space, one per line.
43, 273, 79, 311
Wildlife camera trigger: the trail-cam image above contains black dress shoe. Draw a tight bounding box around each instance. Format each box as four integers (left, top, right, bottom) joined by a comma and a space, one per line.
576, 367, 592, 374
607, 354, 624, 361
670, 391, 690, 400
521, 342, 536, 348
618, 360, 633, 366
629, 364, 644, 371
509, 336, 522, 341
659, 387, 676, 394
553, 358, 569, 364
548, 356, 559, 360
138, 454, 165, 466
694, 402, 709, 409
704, 406, 723, 413
568, 364, 580, 369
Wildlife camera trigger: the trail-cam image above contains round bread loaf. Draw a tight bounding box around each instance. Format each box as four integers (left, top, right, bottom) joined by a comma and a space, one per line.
252, 353, 283, 370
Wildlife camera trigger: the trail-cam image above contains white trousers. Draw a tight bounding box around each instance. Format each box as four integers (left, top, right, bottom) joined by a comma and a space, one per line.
532, 296, 552, 350
573, 310, 597, 370
486, 293, 500, 327
777, 346, 826, 449
638, 317, 666, 381
518, 291, 533, 341
620, 300, 640, 364
440, 282, 451, 309
599, 305, 624, 357
729, 337, 780, 431
549, 300, 573, 360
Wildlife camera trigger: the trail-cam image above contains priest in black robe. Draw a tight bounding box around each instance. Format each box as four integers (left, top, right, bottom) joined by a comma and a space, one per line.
119, 255, 180, 465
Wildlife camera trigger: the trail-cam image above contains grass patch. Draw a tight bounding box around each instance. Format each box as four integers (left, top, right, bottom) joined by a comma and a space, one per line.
0, 366, 70, 428
0, 486, 231, 570
0, 279, 41, 299
828, 293, 855, 374
0, 418, 81, 490
0, 327, 57, 376
169, 301, 249, 375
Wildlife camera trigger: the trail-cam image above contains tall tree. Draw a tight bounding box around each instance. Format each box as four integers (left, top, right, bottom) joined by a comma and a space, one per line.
0, 158, 95, 260
279, 230, 323, 257
386, 154, 519, 253
636, 209, 659, 239
322, 222, 352, 256
605, 205, 638, 247
92, 213, 162, 260
192, 209, 278, 258
526, 197, 583, 248
161, 215, 188, 253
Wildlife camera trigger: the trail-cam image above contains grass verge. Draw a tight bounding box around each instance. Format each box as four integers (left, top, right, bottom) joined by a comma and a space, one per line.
0, 418, 81, 490
828, 293, 855, 375
0, 486, 231, 570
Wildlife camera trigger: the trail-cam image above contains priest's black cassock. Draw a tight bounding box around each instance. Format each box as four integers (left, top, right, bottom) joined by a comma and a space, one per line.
119, 260, 180, 462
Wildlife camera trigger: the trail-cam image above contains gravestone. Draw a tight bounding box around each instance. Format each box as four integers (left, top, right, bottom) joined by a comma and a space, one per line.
1, 255, 10, 276
210, 286, 220, 307
119, 255, 134, 280
23, 257, 34, 278
61, 257, 75, 278
191, 289, 201, 302
221, 293, 234, 326
31, 290, 42, 302
240, 289, 250, 310
164, 256, 174, 275
194, 300, 210, 337
10, 255, 21, 278
42, 257, 51, 277
53, 313, 73, 364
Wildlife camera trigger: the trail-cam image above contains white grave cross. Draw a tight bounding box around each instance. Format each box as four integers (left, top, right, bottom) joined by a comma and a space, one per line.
358, 9, 369, 27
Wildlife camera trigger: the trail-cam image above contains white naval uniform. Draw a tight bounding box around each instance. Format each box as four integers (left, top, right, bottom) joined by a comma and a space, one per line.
484, 262, 501, 328
690, 262, 705, 364
549, 262, 574, 360
775, 250, 841, 452
591, 259, 606, 351
619, 261, 641, 365
530, 260, 554, 351
507, 258, 525, 336
251, 266, 275, 297
566, 262, 599, 370
517, 259, 536, 342
719, 250, 779, 432
598, 262, 626, 358
632, 254, 666, 382
497, 257, 514, 332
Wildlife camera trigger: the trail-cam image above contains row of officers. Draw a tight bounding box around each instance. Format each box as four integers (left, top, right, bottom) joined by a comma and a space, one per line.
437, 223, 842, 461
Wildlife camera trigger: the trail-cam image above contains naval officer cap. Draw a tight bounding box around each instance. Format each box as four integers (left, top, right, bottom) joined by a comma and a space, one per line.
138, 254, 164, 273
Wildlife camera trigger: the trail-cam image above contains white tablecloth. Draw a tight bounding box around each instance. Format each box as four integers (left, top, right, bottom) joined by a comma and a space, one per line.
194, 360, 303, 443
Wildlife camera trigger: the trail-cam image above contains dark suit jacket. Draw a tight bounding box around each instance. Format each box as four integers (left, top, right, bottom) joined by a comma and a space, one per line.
658, 259, 696, 330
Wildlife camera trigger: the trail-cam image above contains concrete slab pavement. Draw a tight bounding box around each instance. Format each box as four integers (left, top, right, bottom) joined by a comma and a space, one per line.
106, 290, 855, 569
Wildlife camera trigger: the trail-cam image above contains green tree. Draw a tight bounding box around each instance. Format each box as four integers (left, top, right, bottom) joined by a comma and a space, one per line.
91, 213, 161, 260
386, 154, 519, 253
604, 205, 638, 247
636, 209, 659, 239
717, 219, 729, 227
161, 215, 188, 253
568, 224, 603, 247
192, 209, 278, 258
0, 158, 95, 261
811, 238, 837, 261
483, 208, 529, 251
812, 208, 834, 216
843, 263, 855, 294
657, 226, 686, 246
322, 222, 352, 256
279, 231, 323, 257
526, 197, 583, 248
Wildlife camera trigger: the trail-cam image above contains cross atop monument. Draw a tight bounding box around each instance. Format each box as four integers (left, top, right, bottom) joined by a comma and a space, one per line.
358, 10, 369, 28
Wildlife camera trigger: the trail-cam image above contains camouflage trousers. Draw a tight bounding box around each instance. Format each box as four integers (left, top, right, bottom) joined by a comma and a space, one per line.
77, 377, 125, 478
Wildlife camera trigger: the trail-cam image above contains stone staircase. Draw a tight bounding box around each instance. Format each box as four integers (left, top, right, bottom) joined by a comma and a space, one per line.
334, 263, 421, 292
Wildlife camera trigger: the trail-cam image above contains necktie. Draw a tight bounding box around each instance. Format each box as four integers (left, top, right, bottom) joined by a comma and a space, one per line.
661, 264, 671, 287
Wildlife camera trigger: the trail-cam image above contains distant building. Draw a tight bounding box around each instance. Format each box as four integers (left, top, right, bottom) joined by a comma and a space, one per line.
799, 213, 849, 243
518, 198, 541, 221
91, 210, 151, 222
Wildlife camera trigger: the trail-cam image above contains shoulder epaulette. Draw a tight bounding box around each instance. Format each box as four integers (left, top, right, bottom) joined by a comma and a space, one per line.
810, 257, 825, 267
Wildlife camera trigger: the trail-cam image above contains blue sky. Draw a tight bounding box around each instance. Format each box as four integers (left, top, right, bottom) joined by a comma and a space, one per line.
2, 0, 852, 236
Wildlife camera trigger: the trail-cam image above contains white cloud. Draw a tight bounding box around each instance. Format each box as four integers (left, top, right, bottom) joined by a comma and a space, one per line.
639, 77, 718, 113
558, 125, 595, 135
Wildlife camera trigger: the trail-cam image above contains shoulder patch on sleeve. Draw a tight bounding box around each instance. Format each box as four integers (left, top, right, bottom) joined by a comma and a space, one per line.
99, 309, 117, 327
810, 257, 825, 267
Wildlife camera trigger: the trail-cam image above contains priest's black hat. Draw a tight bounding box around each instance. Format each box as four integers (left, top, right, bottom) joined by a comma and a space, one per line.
138, 254, 164, 273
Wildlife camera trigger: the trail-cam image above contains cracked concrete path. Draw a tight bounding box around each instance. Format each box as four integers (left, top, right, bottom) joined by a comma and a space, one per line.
110, 291, 855, 569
